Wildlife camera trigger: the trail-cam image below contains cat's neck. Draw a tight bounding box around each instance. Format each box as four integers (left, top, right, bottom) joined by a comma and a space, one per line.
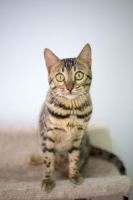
46, 89, 91, 110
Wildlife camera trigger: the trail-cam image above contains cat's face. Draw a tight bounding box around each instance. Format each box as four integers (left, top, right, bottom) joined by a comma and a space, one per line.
44, 44, 92, 100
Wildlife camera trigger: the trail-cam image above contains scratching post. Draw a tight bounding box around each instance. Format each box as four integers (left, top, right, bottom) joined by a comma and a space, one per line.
0, 124, 132, 199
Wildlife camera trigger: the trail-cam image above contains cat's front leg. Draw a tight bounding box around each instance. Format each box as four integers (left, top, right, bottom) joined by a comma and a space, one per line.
68, 135, 83, 185
41, 135, 55, 192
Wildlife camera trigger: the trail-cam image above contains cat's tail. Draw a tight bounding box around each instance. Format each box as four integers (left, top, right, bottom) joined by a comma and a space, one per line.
90, 146, 129, 200
90, 146, 126, 175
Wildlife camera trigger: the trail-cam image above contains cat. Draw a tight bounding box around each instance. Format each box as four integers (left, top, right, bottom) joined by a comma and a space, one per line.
28, 44, 128, 200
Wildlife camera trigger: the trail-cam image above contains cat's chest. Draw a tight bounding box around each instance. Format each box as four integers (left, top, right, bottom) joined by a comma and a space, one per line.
54, 125, 81, 152
54, 133, 73, 152
47, 103, 89, 128
50, 120, 84, 151
45, 98, 92, 152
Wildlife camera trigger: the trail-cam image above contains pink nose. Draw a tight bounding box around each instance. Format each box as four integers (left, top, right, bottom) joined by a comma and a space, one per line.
66, 81, 74, 93
67, 86, 73, 92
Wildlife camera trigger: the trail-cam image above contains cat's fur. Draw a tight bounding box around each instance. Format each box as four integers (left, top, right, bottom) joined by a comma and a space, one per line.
29, 44, 128, 200
39, 44, 92, 192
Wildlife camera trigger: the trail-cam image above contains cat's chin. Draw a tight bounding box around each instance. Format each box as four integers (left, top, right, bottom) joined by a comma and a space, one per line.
64, 94, 77, 100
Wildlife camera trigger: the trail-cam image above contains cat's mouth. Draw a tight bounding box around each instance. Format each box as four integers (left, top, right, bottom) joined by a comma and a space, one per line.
63, 92, 78, 100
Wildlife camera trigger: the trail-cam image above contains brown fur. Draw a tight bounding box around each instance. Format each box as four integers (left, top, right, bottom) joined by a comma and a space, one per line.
30, 44, 128, 200
38, 44, 92, 192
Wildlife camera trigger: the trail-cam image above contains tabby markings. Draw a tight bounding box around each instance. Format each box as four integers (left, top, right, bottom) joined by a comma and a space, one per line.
47, 107, 70, 119
53, 101, 91, 110
43, 136, 54, 143
54, 127, 66, 132
68, 147, 79, 153
43, 147, 55, 153
62, 58, 76, 71
76, 110, 92, 119
87, 75, 92, 80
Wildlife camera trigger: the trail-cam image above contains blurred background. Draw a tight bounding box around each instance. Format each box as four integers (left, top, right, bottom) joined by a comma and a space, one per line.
0, 1, 133, 199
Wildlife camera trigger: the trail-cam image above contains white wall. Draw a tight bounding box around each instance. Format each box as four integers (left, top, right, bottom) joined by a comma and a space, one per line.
0, 1, 133, 199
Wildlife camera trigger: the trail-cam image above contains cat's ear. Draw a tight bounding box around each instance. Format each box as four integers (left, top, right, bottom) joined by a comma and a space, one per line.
44, 48, 60, 73
77, 44, 92, 68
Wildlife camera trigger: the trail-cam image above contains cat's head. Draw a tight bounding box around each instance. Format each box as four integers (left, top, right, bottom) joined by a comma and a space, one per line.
44, 44, 92, 100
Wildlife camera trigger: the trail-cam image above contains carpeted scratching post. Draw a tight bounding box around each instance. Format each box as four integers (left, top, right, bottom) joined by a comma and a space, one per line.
0, 124, 132, 199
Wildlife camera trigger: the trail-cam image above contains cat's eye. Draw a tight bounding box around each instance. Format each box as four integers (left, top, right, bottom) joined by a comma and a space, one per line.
56, 73, 65, 82
75, 71, 84, 80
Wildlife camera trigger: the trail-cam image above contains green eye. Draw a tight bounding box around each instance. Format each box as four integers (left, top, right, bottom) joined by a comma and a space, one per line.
75, 71, 84, 80
56, 73, 65, 82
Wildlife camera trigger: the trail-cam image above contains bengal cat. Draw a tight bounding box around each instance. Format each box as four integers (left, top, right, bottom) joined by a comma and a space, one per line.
29, 44, 128, 200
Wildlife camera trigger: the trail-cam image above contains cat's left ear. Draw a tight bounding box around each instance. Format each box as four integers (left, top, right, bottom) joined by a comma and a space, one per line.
77, 44, 92, 68
44, 48, 60, 73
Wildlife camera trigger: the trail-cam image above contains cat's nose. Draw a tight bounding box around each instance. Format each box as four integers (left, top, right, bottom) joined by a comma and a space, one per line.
67, 86, 73, 92
66, 81, 74, 93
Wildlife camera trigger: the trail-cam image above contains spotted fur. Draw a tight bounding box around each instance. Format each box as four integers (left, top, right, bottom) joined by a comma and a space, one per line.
37, 44, 128, 199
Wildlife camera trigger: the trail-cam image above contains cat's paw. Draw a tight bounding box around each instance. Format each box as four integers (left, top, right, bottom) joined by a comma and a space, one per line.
41, 179, 55, 193
69, 174, 83, 185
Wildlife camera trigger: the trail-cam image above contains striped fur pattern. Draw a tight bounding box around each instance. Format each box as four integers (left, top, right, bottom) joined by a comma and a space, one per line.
39, 44, 92, 192
38, 44, 128, 199
90, 146, 128, 200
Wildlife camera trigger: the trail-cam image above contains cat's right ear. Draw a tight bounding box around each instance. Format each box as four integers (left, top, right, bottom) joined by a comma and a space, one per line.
44, 48, 60, 73
77, 44, 92, 69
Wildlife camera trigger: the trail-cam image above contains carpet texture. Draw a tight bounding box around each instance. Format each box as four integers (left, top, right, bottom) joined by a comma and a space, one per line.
0, 124, 132, 199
